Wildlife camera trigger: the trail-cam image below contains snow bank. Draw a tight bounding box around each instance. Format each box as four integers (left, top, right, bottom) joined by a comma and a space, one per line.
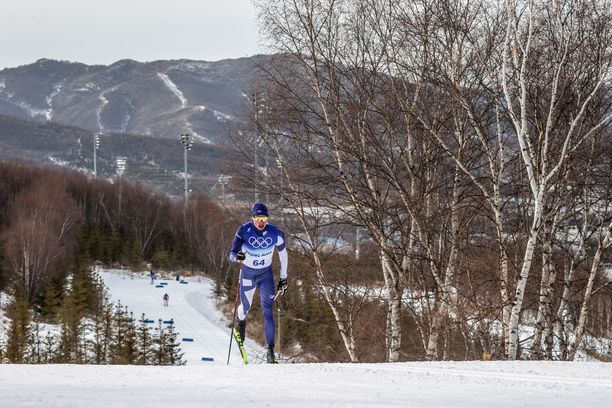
0, 361, 610, 407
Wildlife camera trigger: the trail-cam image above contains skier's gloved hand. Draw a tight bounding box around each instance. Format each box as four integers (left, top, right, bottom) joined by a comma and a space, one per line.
276, 278, 288, 296
230, 251, 246, 263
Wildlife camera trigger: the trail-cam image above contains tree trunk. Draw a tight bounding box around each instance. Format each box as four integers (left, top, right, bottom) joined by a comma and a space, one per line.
507, 200, 542, 360
568, 221, 612, 360
532, 217, 557, 359
381, 250, 402, 362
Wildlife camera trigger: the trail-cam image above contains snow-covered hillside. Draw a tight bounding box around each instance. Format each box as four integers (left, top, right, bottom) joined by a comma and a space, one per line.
1, 269, 611, 407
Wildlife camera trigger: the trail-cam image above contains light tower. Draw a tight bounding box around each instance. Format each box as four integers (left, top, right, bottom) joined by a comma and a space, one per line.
218, 175, 231, 204
251, 94, 260, 202
115, 156, 127, 178
179, 133, 193, 205
252, 93, 270, 203
93, 133, 101, 176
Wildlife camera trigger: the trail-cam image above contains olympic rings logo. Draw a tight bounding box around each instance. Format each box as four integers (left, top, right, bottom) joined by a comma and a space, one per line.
248, 236, 273, 248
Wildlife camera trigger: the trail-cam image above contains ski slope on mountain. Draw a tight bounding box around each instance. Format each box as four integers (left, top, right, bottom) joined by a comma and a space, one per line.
1, 269, 611, 407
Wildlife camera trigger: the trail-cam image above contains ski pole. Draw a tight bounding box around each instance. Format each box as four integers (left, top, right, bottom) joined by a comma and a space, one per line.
227, 269, 241, 365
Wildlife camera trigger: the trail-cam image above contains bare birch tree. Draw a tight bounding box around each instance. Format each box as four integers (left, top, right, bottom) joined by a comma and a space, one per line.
2, 179, 81, 303
390, 0, 611, 359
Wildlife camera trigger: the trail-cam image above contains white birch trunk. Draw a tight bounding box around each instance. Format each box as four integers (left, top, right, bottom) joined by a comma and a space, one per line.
568, 220, 612, 360
380, 249, 402, 362
531, 216, 558, 358
425, 166, 461, 360
272, 143, 360, 362
507, 192, 542, 360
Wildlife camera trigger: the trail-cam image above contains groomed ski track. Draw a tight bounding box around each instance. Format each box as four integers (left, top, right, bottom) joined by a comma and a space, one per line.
99, 268, 265, 364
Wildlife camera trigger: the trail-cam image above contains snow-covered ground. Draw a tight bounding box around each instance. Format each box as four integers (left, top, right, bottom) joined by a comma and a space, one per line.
0, 361, 610, 407
0, 269, 611, 407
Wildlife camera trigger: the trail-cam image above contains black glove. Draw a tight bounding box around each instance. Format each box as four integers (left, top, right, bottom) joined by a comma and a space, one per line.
276, 278, 288, 296
236, 251, 246, 262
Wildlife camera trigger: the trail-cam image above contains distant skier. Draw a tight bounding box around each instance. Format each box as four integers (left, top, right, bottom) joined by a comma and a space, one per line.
228, 203, 288, 364
163, 293, 169, 306
150, 270, 156, 284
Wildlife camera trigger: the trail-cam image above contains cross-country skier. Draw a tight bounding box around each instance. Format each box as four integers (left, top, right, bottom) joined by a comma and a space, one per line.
228, 203, 288, 363
163, 293, 169, 306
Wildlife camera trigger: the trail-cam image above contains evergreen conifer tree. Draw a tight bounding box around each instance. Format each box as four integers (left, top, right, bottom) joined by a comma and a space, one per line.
57, 292, 84, 363
164, 321, 185, 366
90, 300, 113, 364
151, 245, 170, 270
40, 280, 62, 322
5, 287, 32, 363
136, 313, 153, 365
108, 229, 123, 264
125, 238, 142, 267
110, 301, 127, 363
0, 333, 5, 363
111, 305, 139, 364
152, 319, 169, 365
89, 228, 104, 262
28, 321, 45, 364
43, 331, 56, 363
122, 311, 139, 364
57, 267, 92, 364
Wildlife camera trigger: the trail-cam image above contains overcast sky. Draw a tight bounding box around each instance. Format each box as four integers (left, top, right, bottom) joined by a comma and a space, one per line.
0, 0, 262, 69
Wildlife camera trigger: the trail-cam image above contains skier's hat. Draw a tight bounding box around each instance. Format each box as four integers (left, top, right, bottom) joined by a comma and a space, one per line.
251, 202, 269, 218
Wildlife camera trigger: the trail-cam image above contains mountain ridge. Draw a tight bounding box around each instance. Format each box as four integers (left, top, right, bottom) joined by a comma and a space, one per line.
0, 56, 270, 196
0, 56, 265, 144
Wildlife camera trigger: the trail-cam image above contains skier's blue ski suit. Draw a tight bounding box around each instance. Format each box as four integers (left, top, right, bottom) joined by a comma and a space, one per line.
229, 220, 288, 346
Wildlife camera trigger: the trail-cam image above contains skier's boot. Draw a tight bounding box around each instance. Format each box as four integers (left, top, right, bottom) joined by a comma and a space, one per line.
233, 319, 248, 364
266, 344, 278, 364
233, 319, 246, 344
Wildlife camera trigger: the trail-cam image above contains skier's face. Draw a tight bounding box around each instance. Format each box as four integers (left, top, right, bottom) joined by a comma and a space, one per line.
253, 216, 268, 231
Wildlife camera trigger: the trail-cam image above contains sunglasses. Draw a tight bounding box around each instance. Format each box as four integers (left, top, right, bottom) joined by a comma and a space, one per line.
253, 216, 269, 222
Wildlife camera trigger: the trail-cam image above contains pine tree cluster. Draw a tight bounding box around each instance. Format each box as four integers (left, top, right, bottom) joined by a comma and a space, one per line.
0, 269, 184, 366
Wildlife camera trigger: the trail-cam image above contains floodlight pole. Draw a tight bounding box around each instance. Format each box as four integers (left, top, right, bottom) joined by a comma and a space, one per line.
179, 133, 193, 206
252, 93, 271, 204
184, 137, 188, 203
252, 94, 260, 202
93, 133, 100, 177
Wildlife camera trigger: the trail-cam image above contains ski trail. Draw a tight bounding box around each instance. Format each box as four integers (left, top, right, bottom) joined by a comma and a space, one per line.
100, 269, 262, 365
157, 72, 188, 108
120, 98, 134, 132
44, 81, 64, 120
0, 78, 60, 120
156, 72, 210, 142
185, 121, 211, 144
97, 91, 109, 132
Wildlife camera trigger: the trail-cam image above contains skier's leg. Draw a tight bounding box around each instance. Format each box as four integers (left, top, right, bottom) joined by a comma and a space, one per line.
257, 268, 276, 347
238, 268, 257, 321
